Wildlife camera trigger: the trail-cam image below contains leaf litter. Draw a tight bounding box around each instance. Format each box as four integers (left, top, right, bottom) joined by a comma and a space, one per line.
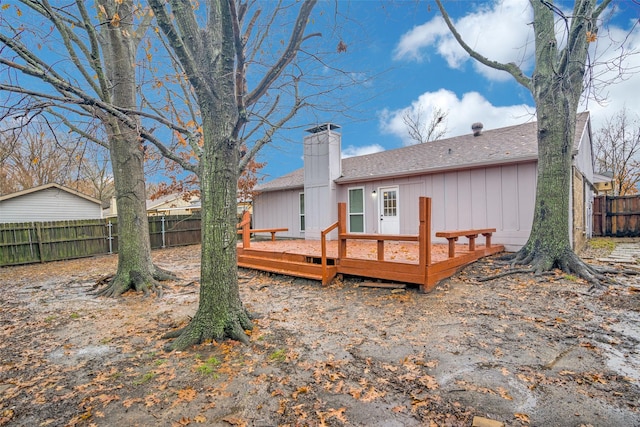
0, 244, 639, 426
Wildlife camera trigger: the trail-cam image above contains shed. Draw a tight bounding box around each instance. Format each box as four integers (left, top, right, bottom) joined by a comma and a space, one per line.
0, 183, 103, 223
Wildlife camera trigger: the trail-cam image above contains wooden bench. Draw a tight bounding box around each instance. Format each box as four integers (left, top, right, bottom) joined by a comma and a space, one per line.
435, 228, 496, 258
248, 228, 288, 241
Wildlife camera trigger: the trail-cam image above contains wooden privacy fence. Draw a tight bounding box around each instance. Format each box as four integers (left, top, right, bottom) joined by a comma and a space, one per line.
0, 214, 202, 267
593, 195, 640, 237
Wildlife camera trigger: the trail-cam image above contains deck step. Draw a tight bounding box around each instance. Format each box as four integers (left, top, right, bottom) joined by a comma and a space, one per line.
238, 254, 337, 283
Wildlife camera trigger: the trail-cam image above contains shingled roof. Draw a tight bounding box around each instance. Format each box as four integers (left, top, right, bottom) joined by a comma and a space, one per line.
257, 112, 590, 192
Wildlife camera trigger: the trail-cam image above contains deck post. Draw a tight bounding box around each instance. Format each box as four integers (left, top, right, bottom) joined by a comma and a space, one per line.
321, 229, 327, 285
338, 203, 347, 260
419, 197, 432, 292
242, 211, 251, 248
418, 197, 432, 267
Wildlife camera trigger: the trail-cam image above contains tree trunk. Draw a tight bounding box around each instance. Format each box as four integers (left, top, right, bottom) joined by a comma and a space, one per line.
164, 104, 252, 350
509, 0, 607, 284
96, 0, 172, 297
514, 96, 577, 271
161, 0, 252, 350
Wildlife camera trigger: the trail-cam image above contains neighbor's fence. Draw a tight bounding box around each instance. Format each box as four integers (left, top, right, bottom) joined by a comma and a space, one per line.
0, 214, 202, 267
592, 195, 640, 237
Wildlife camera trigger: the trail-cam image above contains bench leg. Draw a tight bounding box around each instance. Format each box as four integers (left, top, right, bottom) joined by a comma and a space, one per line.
447, 237, 457, 258
482, 233, 492, 248
468, 236, 476, 251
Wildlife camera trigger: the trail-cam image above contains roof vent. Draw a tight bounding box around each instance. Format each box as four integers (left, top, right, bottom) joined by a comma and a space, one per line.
471, 122, 483, 136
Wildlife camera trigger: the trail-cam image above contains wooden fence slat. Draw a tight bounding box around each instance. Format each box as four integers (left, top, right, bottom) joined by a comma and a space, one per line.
593, 195, 640, 237
0, 214, 203, 267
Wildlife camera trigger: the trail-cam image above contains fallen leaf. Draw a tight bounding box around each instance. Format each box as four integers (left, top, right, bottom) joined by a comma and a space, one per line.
176, 386, 197, 403
222, 415, 247, 426
172, 416, 191, 427
324, 407, 348, 423
292, 385, 309, 400
497, 387, 513, 400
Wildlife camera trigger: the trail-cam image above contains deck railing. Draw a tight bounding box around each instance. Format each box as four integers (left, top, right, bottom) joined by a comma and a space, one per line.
236, 210, 288, 249
320, 220, 339, 284
337, 197, 432, 269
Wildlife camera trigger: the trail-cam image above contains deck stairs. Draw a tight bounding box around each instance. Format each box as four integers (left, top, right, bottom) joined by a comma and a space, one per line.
238, 248, 338, 284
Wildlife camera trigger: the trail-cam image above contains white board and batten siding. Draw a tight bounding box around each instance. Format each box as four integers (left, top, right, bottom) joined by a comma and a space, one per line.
0, 186, 103, 223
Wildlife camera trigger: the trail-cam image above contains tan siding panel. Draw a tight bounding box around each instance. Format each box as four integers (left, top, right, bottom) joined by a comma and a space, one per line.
456, 170, 472, 230
501, 165, 520, 231
470, 169, 488, 228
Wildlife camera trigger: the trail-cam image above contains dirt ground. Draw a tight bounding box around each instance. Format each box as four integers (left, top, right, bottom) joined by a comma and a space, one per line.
0, 240, 639, 427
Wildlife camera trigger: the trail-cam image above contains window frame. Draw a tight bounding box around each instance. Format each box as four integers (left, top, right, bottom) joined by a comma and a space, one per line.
347, 187, 365, 233
299, 192, 305, 232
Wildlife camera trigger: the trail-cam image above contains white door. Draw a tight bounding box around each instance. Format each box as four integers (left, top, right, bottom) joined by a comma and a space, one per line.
379, 186, 399, 234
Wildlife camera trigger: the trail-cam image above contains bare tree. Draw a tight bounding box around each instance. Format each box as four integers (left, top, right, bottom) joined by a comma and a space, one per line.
0, 0, 173, 295
435, 0, 633, 284
402, 106, 448, 144
0, 122, 113, 198
146, 0, 322, 350
594, 107, 640, 195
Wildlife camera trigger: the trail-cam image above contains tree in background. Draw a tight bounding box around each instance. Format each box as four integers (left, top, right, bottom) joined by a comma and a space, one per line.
435, 0, 634, 284
0, 122, 115, 202
594, 107, 640, 195
402, 106, 449, 144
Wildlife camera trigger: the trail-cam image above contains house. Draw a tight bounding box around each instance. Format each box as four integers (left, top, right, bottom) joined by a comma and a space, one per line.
105, 193, 252, 219
0, 183, 103, 223
253, 112, 599, 252
104, 193, 201, 218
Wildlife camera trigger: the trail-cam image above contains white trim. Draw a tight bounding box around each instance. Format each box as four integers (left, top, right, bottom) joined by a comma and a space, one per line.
378, 185, 400, 234
347, 186, 365, 233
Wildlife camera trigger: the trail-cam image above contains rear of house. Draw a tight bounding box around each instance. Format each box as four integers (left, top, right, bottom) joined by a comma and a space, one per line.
253, 113, 596, 252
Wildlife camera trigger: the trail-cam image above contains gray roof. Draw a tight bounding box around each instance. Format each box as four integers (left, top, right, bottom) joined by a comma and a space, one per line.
258, 112, 590, 191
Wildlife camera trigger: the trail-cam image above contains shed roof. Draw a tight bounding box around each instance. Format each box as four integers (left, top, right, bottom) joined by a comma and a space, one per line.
258, 112, 590, 192
0, 183, 102, 205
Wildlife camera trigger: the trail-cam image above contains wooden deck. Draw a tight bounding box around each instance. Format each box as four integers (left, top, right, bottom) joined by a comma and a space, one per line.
237, 197, 504, 292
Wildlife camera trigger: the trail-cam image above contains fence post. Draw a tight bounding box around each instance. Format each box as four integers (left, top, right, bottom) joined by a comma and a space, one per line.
107, 221, 113, 254
161, 216, 166, 248
35, 222, 45, 263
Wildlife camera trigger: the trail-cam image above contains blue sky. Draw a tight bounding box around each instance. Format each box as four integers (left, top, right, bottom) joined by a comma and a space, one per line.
256, 0, 640, 183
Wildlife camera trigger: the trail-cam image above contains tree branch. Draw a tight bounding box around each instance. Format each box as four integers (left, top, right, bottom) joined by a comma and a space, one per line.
245, 0, 319, 106
434, 0, 531, 89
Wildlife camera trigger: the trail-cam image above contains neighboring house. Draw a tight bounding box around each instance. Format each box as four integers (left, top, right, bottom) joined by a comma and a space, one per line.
104, 193, 201, 218
0, 183, 103, 223
253, 112, 601, 252
105, 194, 252, 218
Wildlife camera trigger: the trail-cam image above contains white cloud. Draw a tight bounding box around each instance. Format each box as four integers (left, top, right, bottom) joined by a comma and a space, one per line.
394, 0, 534, 81
342, 144, 385, 158
392, 0, 640, 132
379, 89, 533, 145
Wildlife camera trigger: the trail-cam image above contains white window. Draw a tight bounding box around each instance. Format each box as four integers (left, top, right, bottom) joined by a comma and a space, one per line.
299, 192, 305, 232
348, 187, 365, 233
